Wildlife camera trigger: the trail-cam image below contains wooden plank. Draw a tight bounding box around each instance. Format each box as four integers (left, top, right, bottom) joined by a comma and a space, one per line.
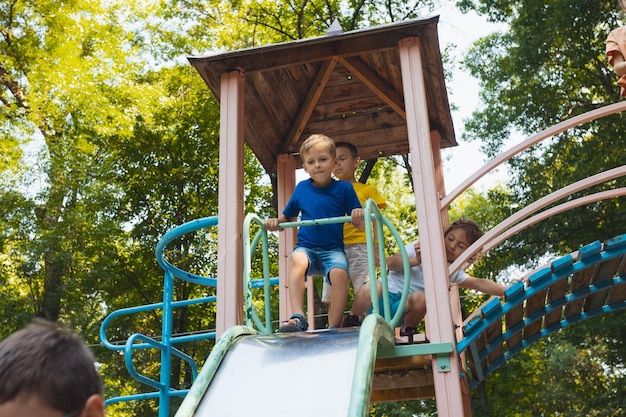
564, 265, 595, 318
372, 353, 436, 402
310, 97, 393, 120
328, 126, 411, 157
302, 109, 406, 136
607, 282, 626, 304
472, 330, 488, 373
315, 80, 388, 105
370, 385, 436, 402
372, 369, 434, 390
483, 319, 504, 365
522, 289, 547, 340
339, 56, 406, 118
607, 255, 626, 304
372, 369, 433, 391
504, 302, 524, 351
543, 277, 568, 328
584, 257, 621, 311
374, 355, 431, 371
282, 58, 337, 150
359, 49, 404, 92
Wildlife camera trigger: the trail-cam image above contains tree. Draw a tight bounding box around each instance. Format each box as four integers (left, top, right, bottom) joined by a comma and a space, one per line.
455, 0, 626, 413
458, 0, 626, 259
0, 0, 160, 326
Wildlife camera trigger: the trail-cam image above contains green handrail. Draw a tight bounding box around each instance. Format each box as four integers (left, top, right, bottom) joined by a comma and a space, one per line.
363, 199, 411, 328
243, 213, 273, 334
348, 314, 395, 417
243, 199, 412, 333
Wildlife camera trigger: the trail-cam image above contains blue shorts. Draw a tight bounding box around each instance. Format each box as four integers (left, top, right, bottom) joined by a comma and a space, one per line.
368, 292, 404, 318
293, 247, 348, 285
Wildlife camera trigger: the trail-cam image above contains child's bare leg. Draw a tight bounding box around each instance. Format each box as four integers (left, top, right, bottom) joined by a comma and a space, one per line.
403, 291, 427, 328
350, 280, 381, 316
287, 251, 309, 318
327, 268, 349, 328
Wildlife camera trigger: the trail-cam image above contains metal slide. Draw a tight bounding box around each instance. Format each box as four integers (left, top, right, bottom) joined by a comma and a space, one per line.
175, 316, 395, 417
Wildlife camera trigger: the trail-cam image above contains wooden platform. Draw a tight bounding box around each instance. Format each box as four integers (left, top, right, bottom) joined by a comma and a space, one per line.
372, 353, 434, 402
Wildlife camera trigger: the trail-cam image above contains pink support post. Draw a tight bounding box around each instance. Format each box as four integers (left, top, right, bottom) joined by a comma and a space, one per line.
398, 37, 468, 416
305, 277, 315, 329
216, 70, 245, 337
276, 154, 297, 324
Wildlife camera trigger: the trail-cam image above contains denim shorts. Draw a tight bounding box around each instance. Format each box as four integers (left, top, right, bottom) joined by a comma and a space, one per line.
293, 246, 348, 285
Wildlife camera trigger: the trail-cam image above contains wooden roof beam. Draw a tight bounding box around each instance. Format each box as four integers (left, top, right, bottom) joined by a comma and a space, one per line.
283, 57, 338, 152
339, 56, 406, 119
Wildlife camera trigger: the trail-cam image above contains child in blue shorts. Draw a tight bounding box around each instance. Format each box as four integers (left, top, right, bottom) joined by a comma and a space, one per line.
265, 134, 364, 332
343, 219, 506, 336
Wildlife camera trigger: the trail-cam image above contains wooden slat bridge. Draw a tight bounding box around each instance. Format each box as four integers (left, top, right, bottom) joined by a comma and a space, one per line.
458, 233, 626, 389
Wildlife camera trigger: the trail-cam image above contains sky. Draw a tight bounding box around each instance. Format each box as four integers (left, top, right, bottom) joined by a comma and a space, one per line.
433, 3, 510, 192
296, 4, 511, 191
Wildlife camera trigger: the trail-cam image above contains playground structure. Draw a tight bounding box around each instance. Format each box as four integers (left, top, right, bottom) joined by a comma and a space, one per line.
99, 16, 626, 417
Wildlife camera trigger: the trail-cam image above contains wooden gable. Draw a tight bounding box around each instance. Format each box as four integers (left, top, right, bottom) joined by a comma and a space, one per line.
188, 16, 455, 174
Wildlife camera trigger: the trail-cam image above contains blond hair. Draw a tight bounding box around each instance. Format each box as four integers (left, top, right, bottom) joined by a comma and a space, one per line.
299, 134, 336, 158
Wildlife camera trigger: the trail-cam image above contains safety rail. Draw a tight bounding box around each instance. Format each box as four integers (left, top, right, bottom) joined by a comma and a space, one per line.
100, 216, 278, 417
243, 199, 411, 333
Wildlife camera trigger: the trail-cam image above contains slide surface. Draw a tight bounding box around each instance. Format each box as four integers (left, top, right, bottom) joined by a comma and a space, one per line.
194, 328, 361, 417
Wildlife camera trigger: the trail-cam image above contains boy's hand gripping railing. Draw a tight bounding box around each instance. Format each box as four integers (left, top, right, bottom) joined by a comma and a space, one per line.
243, 212, 355, 333
362, 199, 411, 329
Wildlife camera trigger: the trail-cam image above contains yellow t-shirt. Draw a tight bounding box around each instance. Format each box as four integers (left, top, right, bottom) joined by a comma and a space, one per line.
344, 182, 387, 245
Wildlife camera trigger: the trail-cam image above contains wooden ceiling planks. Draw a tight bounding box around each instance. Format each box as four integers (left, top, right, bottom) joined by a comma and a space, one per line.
188, 16, 456, 174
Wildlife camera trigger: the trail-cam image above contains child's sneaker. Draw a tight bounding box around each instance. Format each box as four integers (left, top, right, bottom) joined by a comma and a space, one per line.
399, 324, 419, 344
342, 314, 362, 327
278, 314, 308, 332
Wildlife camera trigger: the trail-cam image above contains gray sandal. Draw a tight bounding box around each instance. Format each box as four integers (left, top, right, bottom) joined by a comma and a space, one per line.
278, 313, 309, 333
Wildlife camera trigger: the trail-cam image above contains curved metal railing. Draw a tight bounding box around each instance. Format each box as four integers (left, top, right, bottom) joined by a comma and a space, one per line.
100, 216, 277, 416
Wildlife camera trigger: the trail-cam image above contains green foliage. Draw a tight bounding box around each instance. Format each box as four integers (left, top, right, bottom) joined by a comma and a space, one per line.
457, 0, 626, 414
3, 0, 623, 415
158, 0, 437, 52
473, 313, 626, 416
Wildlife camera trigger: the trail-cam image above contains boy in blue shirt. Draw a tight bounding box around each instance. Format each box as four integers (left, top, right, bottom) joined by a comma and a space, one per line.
266, 134, 364, 332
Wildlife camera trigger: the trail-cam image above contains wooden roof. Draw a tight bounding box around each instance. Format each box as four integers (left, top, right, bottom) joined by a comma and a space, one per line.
188, 16, 456, 174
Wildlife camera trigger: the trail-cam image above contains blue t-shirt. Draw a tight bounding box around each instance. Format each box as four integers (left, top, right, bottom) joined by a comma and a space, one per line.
283, 178, 362, 251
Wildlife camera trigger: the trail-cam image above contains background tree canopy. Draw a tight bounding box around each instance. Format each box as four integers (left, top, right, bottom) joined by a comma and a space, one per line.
1, 0, 625, 416
457, 1, 626, 415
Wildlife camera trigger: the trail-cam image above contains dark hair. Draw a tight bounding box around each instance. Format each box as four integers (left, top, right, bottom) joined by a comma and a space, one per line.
335, 141, 359, 158
444, 219, 484, 244
0, 319, 103, 413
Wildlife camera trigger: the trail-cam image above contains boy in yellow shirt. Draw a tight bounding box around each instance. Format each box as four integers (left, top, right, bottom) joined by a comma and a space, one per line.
320, 142, 386, 326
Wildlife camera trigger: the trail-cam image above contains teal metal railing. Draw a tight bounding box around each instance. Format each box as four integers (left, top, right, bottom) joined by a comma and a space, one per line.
243, 198, 411, 333
101, 200, 413, 415
100, 216, 278, 417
